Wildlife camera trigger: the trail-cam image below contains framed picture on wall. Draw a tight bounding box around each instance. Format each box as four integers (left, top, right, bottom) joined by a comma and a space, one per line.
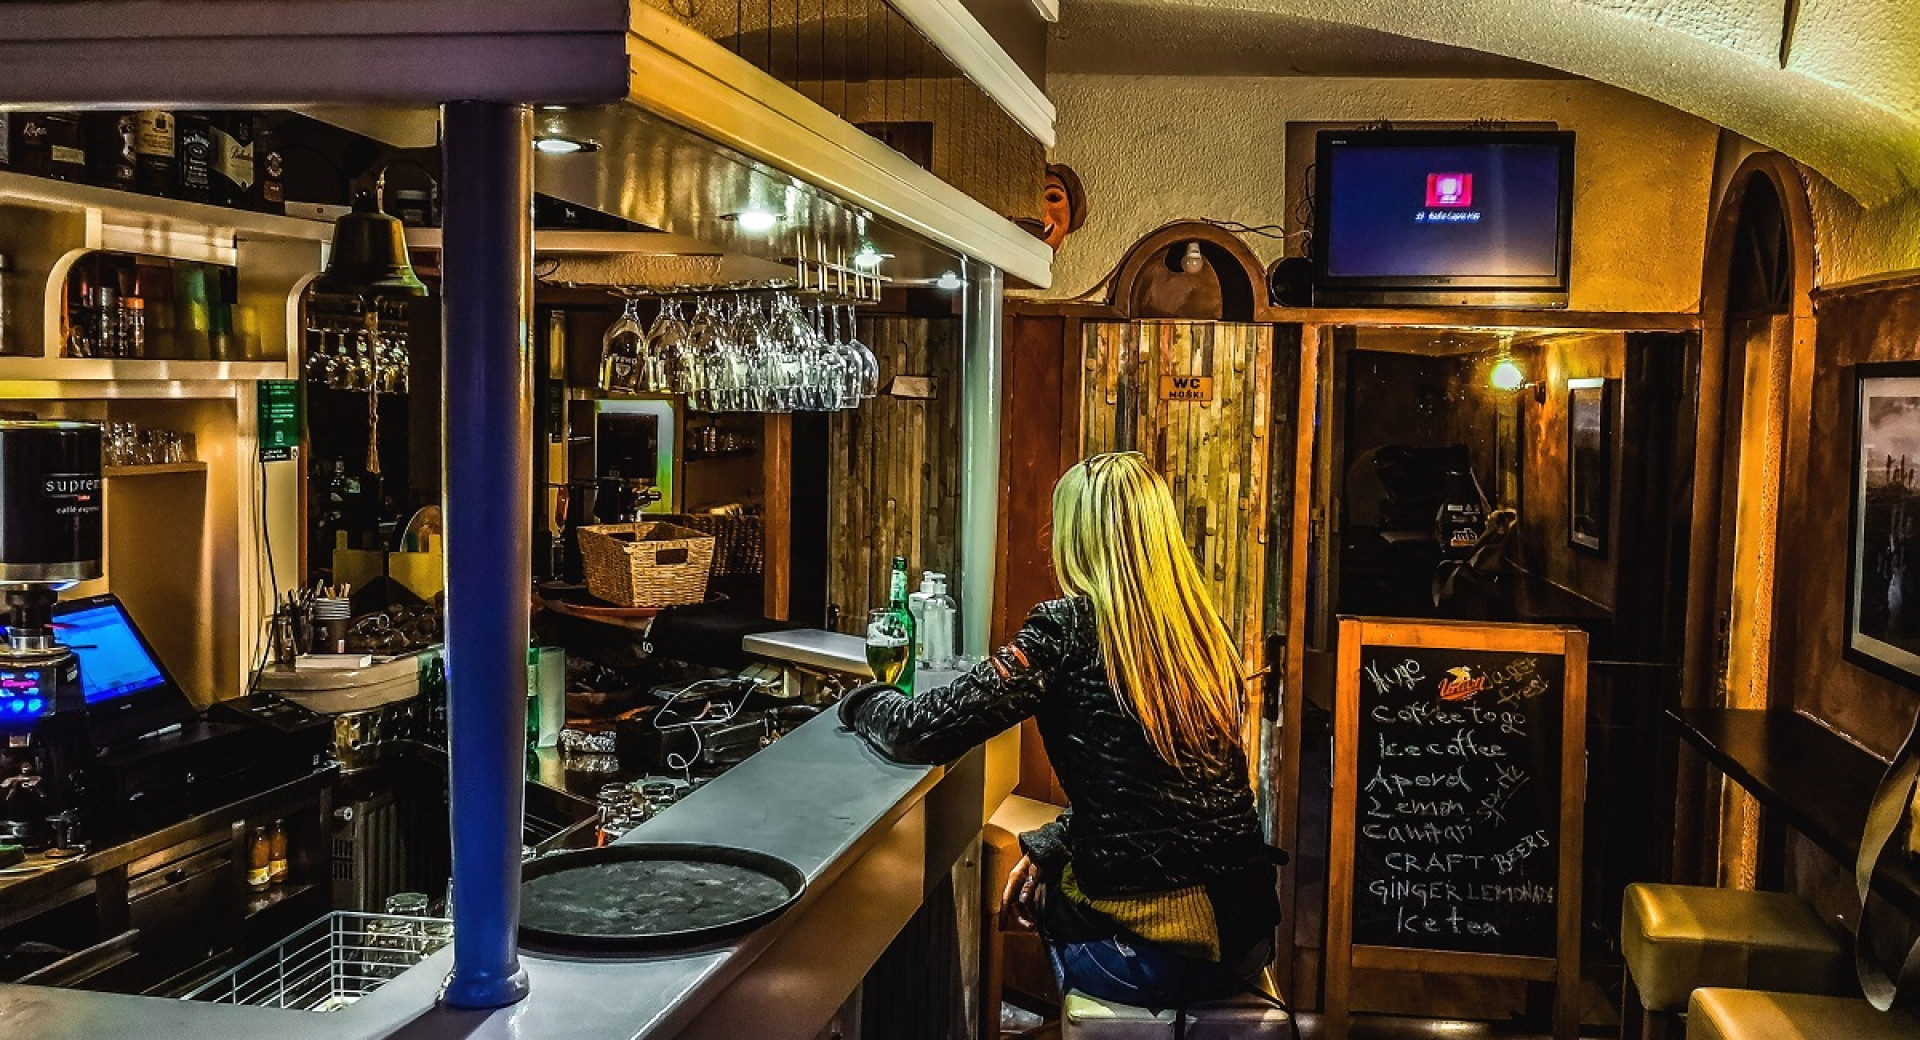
1567, 378, 1612, 555
1846, 362, 1920, 688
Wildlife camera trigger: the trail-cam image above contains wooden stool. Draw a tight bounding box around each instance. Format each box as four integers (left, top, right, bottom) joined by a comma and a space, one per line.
982, 795, 1069, 1036
1685, 988, 1920, 1040
1060, 986, 1290, 1039
1620, 883, 1848, 1040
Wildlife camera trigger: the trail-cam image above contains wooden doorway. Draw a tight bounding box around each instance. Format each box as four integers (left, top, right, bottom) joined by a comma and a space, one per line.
1676, 152, 1816, 887
1080, 321, 1282, 662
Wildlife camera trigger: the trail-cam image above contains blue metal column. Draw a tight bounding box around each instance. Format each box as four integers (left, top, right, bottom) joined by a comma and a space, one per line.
438, 100, 534, 1010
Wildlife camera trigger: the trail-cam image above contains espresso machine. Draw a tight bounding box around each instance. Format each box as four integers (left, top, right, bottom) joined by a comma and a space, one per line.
0, 421, 103, 855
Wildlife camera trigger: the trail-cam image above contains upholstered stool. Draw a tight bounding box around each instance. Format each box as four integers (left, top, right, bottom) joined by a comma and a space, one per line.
1620, 883, 1849, 1039
1685, 988, 1920, 1040
1060, 986, 1290, 1039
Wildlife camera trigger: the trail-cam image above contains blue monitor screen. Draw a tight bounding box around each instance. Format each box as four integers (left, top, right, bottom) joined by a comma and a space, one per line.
53, 603, 167, 704
1321, 137, 1570, 284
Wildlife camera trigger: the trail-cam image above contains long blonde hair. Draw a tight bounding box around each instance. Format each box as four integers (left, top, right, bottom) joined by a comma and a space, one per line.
1051, 452, 1246, 764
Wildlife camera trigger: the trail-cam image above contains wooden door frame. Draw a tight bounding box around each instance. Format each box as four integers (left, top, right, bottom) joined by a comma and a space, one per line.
1674, 150, 1816, 884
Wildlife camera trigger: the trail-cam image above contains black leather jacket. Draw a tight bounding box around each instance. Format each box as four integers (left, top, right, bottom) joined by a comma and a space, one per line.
840, 597, 1276, 902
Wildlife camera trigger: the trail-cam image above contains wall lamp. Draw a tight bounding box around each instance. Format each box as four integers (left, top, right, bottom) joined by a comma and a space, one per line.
1489, 357, 1548, 403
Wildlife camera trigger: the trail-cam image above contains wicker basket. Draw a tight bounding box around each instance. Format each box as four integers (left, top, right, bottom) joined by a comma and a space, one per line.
577, 522, 715, 608
671, 513, 765, 578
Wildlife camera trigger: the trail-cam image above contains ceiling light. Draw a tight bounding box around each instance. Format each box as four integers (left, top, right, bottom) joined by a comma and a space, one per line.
934, 271, 965, 291
852, 247, 888, 270
532, 136, 598, 155
728, 209, 780, 233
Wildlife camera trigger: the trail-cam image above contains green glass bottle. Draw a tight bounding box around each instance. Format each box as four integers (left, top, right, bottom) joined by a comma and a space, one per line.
888, 555, 916, 694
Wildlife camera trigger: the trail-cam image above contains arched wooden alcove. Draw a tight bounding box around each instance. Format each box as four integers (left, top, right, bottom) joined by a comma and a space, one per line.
1104, 221, 1269, 321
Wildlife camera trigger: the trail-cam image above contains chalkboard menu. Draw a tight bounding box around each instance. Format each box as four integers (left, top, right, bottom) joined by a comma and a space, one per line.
1326, 618, 1588, 1040
1351, 644, 1564, 957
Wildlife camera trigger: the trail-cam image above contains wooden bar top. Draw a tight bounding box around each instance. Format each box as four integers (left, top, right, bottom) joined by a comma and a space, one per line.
1668, 707, 1920, 919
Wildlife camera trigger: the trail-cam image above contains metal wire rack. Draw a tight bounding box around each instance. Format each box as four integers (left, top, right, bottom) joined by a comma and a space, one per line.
182, 911, 451, 1012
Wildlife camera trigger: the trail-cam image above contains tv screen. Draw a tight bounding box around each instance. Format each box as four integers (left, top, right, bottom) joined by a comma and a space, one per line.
1313, 130, 1574, 306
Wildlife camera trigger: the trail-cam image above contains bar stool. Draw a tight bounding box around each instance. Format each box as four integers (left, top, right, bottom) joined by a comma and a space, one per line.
982, 794, 1070, 1037
1685, 988, 1920, 1040
1620, 883, 1849, 1040
1060, 970, 1290, 1039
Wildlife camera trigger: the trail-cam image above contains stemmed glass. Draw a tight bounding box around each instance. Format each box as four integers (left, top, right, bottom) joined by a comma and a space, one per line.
615, 291, 876, 414
647, 299, 691, 394
601, 298, 645, 392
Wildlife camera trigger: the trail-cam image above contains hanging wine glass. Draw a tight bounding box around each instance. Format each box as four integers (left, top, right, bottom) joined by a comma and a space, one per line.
601, 298, 645, 392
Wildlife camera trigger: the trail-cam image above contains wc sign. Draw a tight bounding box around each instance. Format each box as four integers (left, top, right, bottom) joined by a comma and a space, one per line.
1159, 374, 1214, 402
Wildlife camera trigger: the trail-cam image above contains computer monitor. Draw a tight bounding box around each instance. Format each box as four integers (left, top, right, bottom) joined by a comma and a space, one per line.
50, 593, 195, 745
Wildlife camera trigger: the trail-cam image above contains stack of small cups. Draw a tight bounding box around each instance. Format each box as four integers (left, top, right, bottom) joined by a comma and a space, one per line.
313, 596, 352, 653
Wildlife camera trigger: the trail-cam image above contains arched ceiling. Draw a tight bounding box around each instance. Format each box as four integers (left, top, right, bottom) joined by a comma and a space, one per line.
1057, 0, 1920, 204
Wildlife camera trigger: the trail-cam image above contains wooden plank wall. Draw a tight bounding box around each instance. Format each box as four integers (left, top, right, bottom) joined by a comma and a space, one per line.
825, 315, 963, 632
1081, 321, 1277, 661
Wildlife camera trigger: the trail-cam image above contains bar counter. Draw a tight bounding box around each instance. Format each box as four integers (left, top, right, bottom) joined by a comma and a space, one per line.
0, 703, 1012, 1040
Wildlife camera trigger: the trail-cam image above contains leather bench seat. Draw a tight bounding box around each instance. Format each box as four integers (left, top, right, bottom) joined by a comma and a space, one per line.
1621, 883, 1848, 1012
1061, 989, 1289, 1039
1686, 988, 1920, 1040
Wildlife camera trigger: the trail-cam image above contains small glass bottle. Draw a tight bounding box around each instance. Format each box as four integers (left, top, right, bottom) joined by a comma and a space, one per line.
267, 819, 289, 884
246, 825, 271, 890
121, 296, 145, 359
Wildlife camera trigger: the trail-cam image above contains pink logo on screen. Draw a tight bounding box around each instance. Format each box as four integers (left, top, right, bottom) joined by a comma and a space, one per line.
1426, 173, 1473, 208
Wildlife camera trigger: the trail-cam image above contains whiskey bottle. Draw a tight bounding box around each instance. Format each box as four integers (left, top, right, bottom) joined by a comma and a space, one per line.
132, 110, 176, 197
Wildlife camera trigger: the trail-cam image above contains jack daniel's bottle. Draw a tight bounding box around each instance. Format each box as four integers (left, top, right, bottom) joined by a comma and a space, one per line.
175, 113, 216, 204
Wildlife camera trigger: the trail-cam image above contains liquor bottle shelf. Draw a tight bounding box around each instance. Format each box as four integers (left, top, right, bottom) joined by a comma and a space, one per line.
0, 357, 294, 384
104, 462, 208, 478
0, 171, 334, 245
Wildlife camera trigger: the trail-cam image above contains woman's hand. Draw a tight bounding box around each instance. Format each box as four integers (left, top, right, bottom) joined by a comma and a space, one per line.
1002, 855, 1045, 928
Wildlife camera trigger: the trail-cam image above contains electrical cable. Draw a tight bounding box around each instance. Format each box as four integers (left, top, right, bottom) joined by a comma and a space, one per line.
246, 448, 281, 697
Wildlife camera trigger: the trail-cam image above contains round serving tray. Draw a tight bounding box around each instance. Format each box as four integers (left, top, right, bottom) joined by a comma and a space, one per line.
518, 842, 806, 952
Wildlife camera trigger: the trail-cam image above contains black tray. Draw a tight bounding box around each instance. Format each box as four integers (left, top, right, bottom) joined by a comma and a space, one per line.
518, 842, 806, 952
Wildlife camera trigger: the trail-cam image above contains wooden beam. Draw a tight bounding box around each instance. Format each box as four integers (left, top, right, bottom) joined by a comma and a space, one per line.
0, 0, 629, 105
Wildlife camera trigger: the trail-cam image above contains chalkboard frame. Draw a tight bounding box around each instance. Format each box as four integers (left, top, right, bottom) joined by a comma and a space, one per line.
1325, 617, 1588, 1040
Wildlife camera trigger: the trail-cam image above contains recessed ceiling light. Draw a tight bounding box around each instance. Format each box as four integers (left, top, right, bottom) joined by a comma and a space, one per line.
726, 209, 780, 233
532, 136, 599, 155
852, 247, 889, 270
935, 271, 965, 291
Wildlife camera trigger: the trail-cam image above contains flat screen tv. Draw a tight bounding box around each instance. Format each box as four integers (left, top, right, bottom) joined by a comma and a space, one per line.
1312, 130, 1575, 307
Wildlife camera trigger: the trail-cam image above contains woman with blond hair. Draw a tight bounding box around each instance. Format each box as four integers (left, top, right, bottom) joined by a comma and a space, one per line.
840, 452, 1281, 1009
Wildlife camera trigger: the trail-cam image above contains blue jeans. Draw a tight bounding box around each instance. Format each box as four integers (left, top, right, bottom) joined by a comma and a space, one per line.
1047, 935, 1238, 1010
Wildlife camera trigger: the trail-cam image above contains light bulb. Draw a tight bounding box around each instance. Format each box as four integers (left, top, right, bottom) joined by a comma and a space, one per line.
1490, 358, 1525, 392
852, 247, 885, 270
934, 271, 965, 291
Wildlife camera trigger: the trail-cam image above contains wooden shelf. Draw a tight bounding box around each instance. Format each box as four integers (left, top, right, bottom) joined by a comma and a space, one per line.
0, 358, 294, 383
105, 462, 208, 478
0, 172, 334, 245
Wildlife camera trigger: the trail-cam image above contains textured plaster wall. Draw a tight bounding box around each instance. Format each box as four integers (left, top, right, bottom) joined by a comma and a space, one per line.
1042, 75, 1720, 311
1807, 178, 1920, 287
1708, 133, 1920, 289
